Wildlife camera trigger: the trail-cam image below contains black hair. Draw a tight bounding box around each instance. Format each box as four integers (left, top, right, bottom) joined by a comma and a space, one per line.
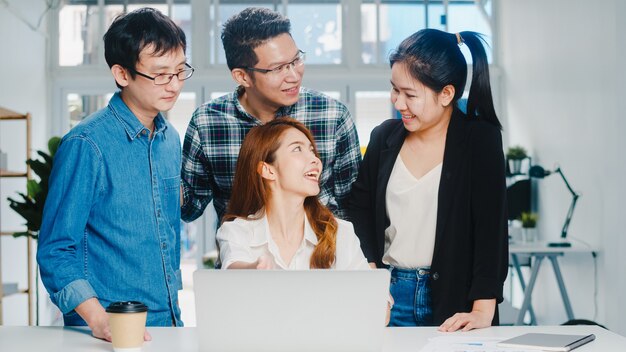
389, 29, 501, 129
104, 7, 186, 89
221, 7, 291, 71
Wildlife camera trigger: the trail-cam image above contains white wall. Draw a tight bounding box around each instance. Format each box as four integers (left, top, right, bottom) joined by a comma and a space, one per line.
0, 0, 56, 325
498, 0, 626, 334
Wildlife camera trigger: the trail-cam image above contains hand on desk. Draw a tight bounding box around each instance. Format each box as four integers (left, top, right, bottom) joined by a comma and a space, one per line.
75, 297, 152, 342
385, 294, 394, 326
437, 298, 495, 332
75, 298, 112, 341
370, 263, 393, 327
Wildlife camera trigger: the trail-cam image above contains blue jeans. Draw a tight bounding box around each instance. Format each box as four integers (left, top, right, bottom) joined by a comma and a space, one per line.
389, 267, 433, 326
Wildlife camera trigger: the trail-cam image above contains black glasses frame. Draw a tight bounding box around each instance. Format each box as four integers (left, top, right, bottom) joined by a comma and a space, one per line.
127, 63, 195, 85
244, 50, 306, 75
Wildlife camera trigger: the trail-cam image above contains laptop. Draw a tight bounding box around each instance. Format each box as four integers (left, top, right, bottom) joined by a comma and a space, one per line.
193, 269, 390, 352
497, 333, 596, 351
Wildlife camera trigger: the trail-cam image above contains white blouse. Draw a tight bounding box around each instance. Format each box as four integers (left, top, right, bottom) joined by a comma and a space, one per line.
383, 155, 442, 269
217, 212, 371, 270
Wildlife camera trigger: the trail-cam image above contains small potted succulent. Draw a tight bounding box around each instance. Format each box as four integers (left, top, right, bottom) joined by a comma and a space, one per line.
519, 212, 538, 242
506, 145, 528, 175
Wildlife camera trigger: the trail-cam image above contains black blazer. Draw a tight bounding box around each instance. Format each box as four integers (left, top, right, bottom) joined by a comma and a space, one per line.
348, 109, 509, 325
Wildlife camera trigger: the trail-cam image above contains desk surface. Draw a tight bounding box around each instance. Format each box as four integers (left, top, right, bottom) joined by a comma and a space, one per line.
509, 240, 595, 254
1, 325, 623, 351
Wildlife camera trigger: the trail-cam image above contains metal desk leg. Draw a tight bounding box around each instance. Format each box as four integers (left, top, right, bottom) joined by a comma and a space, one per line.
516, 255, 544, 326
548, 255, 575, 321
511, 254, 537, 325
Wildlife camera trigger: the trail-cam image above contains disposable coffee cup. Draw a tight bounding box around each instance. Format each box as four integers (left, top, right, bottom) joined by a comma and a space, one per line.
106, 301, 148, 352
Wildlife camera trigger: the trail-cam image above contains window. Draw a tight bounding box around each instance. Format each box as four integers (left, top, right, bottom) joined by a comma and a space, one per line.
361, 0, 426, 65
67, 93, 113, 128
212, 1, 343, 65
52, 0, 497, 162
355, 91, 391, 146
214, 1, 282, 65
361, 0, 493, 64
288, 0, 342, 64
58, 4, 100, 66
58, 0, 192, 67
168, 92, 197, 143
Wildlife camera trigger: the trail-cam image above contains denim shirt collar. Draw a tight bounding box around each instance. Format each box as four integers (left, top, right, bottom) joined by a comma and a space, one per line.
109, 91, 168, 141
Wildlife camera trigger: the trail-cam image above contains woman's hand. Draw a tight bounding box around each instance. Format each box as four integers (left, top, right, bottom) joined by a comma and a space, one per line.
227, 255, 274, 269
256, 255, 274, 270
438, 299, 495, 332
385, 294, 394, 326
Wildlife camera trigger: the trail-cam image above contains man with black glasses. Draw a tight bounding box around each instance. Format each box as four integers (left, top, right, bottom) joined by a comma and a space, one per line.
38, 8, 193, 340
181, 7, 361, 225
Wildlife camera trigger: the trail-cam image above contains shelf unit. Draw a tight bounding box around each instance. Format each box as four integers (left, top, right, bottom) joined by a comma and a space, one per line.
0, 107, 33, 325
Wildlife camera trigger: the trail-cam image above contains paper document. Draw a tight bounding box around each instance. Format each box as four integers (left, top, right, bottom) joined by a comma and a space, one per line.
419, 335, 540, 352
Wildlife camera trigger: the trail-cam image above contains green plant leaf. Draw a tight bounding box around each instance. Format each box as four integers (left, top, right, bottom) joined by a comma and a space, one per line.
8, 196, 42, 232
26, 180, 41, 198
37, 150, 54, 167
506, 145, 528, 160
519, 211, 538, 228
27, 158, 49, 181
12, 231, 31, 239
11, 231, 38, 240
6, 136, 60, 239
48, 136, 61, 157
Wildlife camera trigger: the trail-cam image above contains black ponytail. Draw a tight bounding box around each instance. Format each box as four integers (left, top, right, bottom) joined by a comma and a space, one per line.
390, 29, 501, 129
460, 31, 500, 129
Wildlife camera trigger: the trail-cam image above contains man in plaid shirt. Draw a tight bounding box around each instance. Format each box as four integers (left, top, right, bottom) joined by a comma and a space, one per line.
181, 7, 361, 223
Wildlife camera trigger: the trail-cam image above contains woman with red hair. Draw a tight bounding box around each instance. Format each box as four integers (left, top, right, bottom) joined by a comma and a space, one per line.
217, 118, 370, 271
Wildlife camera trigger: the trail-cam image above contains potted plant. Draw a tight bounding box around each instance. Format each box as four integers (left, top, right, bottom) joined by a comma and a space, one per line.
7, 137, 60, 239
6, 136, 60, 325
519, 211, 538, 242
506, 145, 528, 175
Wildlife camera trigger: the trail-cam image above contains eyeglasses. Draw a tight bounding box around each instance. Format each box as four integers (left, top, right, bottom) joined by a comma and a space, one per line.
244, 50, 306, 77
127, 63, 195, 85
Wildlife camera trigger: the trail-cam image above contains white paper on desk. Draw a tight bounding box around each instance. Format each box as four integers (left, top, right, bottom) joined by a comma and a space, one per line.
418, 336, 537, 352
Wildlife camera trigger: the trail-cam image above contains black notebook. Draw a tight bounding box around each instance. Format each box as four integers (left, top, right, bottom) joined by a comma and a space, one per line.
497, 333, 596, 351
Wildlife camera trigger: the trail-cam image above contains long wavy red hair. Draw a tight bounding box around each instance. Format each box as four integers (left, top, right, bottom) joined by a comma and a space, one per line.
224, 118, 337, 268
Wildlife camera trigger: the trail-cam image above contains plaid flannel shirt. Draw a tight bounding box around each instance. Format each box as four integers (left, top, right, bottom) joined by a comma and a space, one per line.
181, 86, 361, 223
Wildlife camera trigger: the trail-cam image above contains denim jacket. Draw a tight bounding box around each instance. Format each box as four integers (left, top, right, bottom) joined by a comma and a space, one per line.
37, 92, 183, 326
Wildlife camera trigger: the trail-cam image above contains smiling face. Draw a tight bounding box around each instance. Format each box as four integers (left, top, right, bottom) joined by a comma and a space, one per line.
243, 33, 304, 110
116, 45, 187, 119
390, 61, 453, 133
262, 127, 322, 200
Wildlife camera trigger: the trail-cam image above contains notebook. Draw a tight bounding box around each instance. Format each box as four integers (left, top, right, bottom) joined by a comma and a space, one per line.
193, 269, 390, 352
497, 333, 596, 351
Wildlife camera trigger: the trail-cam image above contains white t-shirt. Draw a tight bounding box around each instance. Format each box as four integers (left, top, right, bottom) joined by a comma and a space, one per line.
217, 213, 370, 270
384, 156, 442, 269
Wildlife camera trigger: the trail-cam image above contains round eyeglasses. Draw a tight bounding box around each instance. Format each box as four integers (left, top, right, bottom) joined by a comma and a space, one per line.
244, 50, 306, 78
127, 63, 195, 85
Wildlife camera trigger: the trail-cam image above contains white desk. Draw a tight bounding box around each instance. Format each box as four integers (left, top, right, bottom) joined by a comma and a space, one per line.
0, 325, 623, 351
509, 241, 596, 325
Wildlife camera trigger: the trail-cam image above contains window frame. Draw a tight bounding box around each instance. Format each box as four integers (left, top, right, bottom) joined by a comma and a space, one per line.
48, 0, 499, 136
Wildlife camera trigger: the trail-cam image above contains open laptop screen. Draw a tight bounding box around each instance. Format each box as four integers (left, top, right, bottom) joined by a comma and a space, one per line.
193, 269, 390, 352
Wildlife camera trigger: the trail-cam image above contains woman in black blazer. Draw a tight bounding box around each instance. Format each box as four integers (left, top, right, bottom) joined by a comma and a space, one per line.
349, 29, 508, 331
